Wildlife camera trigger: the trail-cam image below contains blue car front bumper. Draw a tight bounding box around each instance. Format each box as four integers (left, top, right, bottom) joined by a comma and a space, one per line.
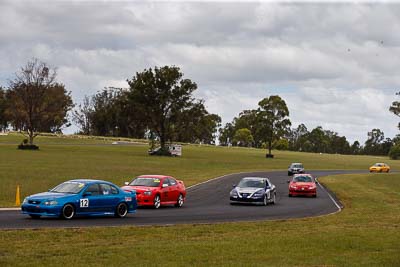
21, 204, 62, 217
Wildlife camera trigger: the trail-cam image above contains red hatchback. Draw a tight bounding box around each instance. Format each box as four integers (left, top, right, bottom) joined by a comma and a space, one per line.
288, 174, 317, 198
122, 175, 186, 209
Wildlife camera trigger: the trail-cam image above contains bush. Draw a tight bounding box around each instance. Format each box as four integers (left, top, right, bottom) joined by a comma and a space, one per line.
18, 144, 39, 150
18, 139, 39, 150
273, 139, 289, 150
389, 144, 400, 159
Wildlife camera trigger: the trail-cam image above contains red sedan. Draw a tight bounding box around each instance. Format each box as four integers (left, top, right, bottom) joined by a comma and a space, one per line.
121, 175, 186, 209
288, 174, 317, 198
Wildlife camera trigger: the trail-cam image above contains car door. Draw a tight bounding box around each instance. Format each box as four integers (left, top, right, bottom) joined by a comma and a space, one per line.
78, 183, 103, 213
266, 179, 275, 200
167, 178, 179, 201
160, 178, 171, 202
98, 183, 120, 212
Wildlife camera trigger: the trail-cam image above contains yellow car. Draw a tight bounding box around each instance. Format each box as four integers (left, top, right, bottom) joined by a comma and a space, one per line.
369, 163, 390, 173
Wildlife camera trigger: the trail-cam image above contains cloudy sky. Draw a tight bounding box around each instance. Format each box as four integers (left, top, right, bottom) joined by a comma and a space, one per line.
1, 0, 399, 143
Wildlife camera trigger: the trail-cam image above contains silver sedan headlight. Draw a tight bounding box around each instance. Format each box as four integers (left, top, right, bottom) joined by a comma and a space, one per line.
252, 190, 264, 197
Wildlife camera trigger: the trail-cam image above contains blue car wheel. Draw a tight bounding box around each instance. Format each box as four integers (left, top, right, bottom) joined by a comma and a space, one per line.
61, 204, 75, 220
115, 202, 128, 218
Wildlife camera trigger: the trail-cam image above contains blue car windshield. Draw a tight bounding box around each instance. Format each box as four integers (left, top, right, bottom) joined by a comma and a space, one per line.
130, 178, 161, 187
50, 182, 86, 194
238, 179, 264, 188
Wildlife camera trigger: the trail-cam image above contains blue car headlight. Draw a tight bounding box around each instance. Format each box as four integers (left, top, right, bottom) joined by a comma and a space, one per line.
22, 198, 28, 204
44, 200, 58, 206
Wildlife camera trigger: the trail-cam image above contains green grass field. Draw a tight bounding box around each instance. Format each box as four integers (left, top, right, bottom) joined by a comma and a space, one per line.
0, 133, 398, 207
0, 133, 399, 266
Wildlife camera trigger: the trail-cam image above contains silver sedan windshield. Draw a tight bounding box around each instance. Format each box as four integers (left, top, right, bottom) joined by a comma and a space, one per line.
237, 179, 264, 188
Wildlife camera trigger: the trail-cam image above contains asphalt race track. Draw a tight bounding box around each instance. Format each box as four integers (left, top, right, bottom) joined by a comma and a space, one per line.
0, 170, 364, 229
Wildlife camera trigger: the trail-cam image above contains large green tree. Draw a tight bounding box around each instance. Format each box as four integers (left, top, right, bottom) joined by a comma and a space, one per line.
88, 88, 122, 137
363, 128, 390, 155
77, 88, 147, 138
233, 128, 254, 147
233, 110, 262, 147
6, 59, 74, 145
219, 122, 235, 146
287, 123, 309, 151
72, 95, 94, 135
257, 95, 291, 156
127, 66, 197, 151
173, 101, 221, 144
350, 141, 361, 155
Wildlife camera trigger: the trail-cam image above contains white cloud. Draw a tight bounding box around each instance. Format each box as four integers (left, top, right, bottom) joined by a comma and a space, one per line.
0, 1, 399, 142
284, 88, 398, 142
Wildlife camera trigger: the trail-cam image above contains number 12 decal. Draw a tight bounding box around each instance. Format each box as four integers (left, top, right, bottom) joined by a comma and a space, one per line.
80, 198, 89, 208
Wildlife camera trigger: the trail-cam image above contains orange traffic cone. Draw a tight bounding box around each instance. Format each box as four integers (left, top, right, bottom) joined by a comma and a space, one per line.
15, 185, 21, 206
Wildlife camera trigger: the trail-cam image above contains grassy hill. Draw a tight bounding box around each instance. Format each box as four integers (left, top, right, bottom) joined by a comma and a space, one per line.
0, 133, 399, 266
0, 133, 397, 207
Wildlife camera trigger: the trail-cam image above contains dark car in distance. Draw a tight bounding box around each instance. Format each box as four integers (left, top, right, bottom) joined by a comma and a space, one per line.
288, 163, 305, 176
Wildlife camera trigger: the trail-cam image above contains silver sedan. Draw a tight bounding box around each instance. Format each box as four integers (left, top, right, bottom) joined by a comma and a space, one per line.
230, 177, 276, 205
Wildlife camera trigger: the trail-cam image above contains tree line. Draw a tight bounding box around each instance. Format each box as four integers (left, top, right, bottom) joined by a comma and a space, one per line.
72, 66, 222, 149
0, 60, 221, 151
1, 58, 400, 158
220, 96, 400, 157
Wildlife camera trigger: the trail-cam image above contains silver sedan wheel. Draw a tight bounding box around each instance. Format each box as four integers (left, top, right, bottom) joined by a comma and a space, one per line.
271, 193, 276, 204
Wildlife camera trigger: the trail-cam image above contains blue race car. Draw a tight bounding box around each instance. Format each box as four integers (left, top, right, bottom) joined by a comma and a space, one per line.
21, 179, 137, 219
